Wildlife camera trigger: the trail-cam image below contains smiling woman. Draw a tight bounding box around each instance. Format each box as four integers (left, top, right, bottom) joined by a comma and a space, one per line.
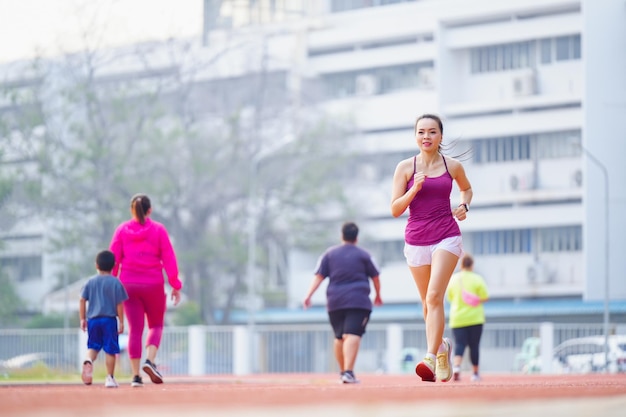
390, 113, 473, 383
0, 0, 202, 64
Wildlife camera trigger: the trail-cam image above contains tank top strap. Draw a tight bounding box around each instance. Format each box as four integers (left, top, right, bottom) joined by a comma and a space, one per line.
441, 154, 450, 175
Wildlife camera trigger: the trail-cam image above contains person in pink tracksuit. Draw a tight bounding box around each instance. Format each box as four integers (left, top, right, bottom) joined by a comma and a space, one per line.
110, 193, 182, 387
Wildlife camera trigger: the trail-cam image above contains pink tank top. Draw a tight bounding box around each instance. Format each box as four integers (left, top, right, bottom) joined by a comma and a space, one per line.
405, 155, 461, 245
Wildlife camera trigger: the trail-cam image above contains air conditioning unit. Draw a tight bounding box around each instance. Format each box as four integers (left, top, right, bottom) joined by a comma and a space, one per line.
355, 74, 379, 96
512, 72, 536, 96
527, 264, 543, 284
527, 262, 558, 284
572, 169, 583, 187
510, 172, 537, 191
418, 67, 435, 88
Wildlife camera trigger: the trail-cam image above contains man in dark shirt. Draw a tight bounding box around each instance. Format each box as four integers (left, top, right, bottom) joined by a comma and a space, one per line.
303, 222, 382, 383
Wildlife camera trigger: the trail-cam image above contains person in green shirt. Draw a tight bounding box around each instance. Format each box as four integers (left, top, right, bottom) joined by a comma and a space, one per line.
446, 254, 489, 382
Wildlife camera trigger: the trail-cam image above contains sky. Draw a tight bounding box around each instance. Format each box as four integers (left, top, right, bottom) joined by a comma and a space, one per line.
0, 0, 203, 64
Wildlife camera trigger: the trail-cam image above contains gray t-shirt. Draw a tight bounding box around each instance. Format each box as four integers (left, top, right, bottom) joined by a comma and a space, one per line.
81, 274, 129, 319
314, 243, 380, 312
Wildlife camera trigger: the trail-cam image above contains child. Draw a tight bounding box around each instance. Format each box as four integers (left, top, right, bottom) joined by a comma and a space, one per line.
79, 250, 129, 388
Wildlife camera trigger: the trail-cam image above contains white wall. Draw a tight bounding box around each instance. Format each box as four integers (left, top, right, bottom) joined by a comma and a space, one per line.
582, 0, 626, 300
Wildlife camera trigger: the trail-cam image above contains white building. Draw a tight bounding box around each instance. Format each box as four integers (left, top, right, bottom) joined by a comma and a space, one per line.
1, 0, 624, 315
244, 0, 624, 306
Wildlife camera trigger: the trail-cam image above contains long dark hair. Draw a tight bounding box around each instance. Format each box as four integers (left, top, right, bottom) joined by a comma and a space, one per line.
414, 113, 472, 161
131, 194, 151, 224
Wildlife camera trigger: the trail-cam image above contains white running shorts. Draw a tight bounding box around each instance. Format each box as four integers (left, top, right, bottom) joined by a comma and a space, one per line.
404, 235, 464, 267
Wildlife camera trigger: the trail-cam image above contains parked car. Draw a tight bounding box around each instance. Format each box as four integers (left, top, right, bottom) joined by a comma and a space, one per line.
513, 336, 541, 374
552, 335, 626, 374
516, 335, 626, 374
0, 352, 73, 371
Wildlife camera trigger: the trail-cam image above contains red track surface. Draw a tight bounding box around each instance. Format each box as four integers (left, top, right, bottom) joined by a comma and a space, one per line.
2, 373, 626, 417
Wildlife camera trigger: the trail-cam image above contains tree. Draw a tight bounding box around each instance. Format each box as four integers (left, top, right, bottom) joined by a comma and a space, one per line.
170, 301, 204, 326
0, 125, 34, 324
0, 34, 359, 323
0, 267, 24, 327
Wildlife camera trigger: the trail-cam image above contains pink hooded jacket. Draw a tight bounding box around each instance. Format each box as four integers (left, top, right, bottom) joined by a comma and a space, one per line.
110, 217, 182, 290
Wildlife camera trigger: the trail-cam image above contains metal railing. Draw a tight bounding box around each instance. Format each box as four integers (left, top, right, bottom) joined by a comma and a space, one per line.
0, 322, 622, 376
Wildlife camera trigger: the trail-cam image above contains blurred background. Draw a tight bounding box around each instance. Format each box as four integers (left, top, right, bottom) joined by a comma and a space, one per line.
0, 0, 625, 376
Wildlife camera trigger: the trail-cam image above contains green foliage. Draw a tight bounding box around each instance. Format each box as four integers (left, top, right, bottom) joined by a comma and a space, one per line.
0, 39, 362, 326
262, 290, 287, 308
0, 363, 78, 381
170, 301, 205, 326
0, 177, 13, 207
0, 269, 24, 327
0, 148, 15, 224
24, 313, 78, 329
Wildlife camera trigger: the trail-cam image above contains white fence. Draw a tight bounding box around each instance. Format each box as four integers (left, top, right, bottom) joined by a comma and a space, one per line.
0, 322, 623, 376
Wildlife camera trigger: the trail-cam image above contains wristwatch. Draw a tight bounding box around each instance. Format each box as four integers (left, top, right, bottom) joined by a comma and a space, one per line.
459, 203, 469, 212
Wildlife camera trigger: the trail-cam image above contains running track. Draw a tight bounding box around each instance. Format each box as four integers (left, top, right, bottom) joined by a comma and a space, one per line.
1, 373, 625, 417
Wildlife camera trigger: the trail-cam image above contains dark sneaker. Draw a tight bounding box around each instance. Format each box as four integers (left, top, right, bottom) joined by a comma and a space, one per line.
341, 370, 360, 384
131, 375, 144, 387
81, 360, 93, 385
415, 356, 436, 382
142, 359, 163, 384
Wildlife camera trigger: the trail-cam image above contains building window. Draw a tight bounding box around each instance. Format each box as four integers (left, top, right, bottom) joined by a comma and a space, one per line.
371, 239, 405, 266
0, 255, 42, 282
555, 35, 581, 61
322, 62, 434, 99
470, 226, 581, 255
331, 0, 416, 13
539, 226, 582, 252
572, 35, 581, 59
473, 135, 531, 163
471, 35, 581, 73
472, 130, 580, 164
540, 38, 552, 64
470, 41, 534, 73
536, 130, 582, 159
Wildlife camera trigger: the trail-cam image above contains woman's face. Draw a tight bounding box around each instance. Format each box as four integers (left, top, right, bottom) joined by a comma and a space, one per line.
415, 117, 442, 152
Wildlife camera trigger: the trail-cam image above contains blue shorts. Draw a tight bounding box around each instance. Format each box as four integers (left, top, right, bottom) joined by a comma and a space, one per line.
404, 235, 464, 267
87, 317, 121, 355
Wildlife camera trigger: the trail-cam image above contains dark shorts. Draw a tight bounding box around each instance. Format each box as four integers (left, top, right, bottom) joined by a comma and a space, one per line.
328, 308, 371, 339
87, 316, 121, 355
452, 324, 483, 361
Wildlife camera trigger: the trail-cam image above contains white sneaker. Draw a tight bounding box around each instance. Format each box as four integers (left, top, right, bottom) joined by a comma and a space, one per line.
415, 356, 436, 382
81, 360, 93, 385
105, 375, 119, 388
436, 338, 453, 382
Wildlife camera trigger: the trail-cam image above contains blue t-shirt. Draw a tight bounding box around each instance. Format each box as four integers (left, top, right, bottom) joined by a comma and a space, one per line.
81, 274, 129, 319
314, 243, 380, 312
